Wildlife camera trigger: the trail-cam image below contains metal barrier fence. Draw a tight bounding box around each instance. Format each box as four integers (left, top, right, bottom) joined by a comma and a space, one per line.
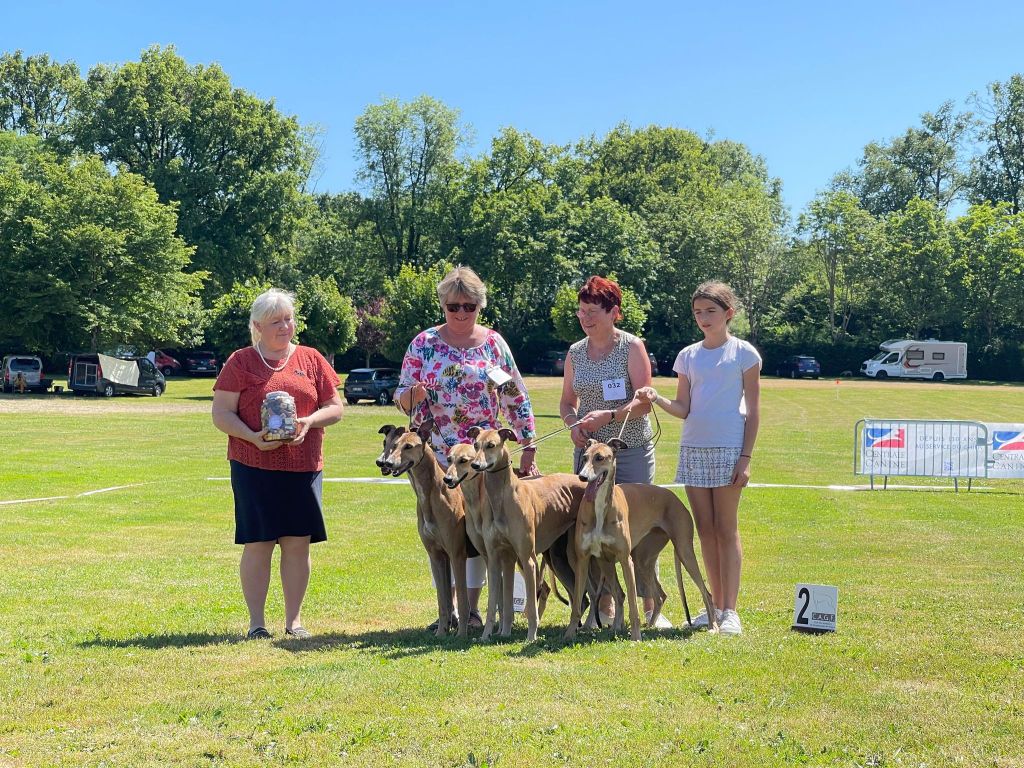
853, 418, 991, 491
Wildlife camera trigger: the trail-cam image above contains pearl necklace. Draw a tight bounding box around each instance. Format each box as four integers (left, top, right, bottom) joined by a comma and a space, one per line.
255, 341, 294, 372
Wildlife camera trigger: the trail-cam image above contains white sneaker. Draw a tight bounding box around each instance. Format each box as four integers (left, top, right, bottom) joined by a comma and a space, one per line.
645, 610, 673, 629
687, 608, 722, 628
718, 609, 742, 636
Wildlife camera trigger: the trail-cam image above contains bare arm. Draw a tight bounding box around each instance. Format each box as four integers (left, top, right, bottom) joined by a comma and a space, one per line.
731, 364, 761, 486
212, 389, 280, 451
576, 338, 654, 433
559, 354, 589, 448
633, 371, 691, 420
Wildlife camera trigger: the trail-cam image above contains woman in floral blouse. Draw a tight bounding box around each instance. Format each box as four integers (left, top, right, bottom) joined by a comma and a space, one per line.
395, 266, 537, 628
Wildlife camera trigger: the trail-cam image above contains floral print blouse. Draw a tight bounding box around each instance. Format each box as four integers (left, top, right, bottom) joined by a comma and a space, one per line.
397, 327, 536, 459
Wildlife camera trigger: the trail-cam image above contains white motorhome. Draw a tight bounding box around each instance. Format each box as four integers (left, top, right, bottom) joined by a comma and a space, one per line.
861, 339, 967, 381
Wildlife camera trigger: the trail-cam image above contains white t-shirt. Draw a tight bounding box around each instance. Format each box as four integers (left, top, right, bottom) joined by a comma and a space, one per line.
673, 336, 761, 448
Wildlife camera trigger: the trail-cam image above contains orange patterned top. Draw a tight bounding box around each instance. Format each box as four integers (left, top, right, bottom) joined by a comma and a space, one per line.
213, 345, 340, 472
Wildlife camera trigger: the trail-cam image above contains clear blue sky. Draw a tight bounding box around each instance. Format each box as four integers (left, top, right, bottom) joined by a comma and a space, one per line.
5, 1, 1023, 216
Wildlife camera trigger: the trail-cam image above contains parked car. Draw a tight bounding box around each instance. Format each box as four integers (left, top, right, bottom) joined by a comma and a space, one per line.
154, 349, 182, 377
67, 353, 166, 397
343, 367, 399, 405
1, 355, 52, 393
181, 350, 219, 375
533, 351, 567, 376
776, 355, 821, 379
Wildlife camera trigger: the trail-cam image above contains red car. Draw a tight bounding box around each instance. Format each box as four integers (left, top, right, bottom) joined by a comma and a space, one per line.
154, 350, 182, 377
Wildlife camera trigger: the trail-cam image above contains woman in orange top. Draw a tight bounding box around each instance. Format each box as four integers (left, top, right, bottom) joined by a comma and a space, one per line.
212, 288, 344, 640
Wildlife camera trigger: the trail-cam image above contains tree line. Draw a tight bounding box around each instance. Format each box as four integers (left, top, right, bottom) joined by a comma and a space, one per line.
3, 46, 1024, 377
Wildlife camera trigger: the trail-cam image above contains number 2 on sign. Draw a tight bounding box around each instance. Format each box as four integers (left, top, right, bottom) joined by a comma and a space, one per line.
795, 586, 810, 625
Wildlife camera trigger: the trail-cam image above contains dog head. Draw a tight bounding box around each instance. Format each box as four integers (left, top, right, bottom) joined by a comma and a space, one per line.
444, 442, 479, 489
377, 421, 433, 477
578, 438, 626, 500
468, 426, 517, 472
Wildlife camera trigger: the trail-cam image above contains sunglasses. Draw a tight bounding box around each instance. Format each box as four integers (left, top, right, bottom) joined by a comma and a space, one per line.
445, 302, 478, 313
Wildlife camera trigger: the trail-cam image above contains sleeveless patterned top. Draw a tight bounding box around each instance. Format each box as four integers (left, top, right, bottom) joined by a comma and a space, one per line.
569, 330, 653, 449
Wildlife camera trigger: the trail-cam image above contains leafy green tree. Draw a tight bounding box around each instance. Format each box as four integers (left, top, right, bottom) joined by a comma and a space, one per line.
293, 192, 386, 303
0, 50, 81, 145
875, 198, 954, 337
205, 278, 275, 358
950, 203, 1024, 344
296, 275, 356, 365
0, 133, 203, 353
969, 75, 1024, 214
76, 45, 314, 293
550, 281, 647, 344
354, 95, 466, 270
355, 297, 389, 367
851, 102, 972, 215
798, 190, 877, 341
380, 262, 451, 362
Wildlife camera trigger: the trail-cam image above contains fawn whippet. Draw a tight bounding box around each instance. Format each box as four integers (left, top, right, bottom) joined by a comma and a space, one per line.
377, 423, 471, 638
565, 438, 718, 641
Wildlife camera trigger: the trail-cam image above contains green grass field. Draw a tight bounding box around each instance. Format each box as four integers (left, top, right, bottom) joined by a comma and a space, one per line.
1, 376, 1022, 767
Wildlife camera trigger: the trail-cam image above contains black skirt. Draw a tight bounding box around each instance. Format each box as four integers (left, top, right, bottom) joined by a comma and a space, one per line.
230, 460, 327, 544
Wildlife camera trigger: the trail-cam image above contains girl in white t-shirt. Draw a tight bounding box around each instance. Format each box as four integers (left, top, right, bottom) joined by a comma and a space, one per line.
632, 281, 761, 635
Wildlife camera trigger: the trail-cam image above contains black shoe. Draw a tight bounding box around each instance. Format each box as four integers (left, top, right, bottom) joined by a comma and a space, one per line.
246, 626, 271, 640
285, 626, 312, 639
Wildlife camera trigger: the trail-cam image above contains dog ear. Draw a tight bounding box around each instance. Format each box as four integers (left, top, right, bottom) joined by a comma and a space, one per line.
416, 419, 435, 441
378, 424, 397, 436
466, 426, 482, 440
498, 428, 517, 443
585, 438, 597, 450
608, 438, 627, 453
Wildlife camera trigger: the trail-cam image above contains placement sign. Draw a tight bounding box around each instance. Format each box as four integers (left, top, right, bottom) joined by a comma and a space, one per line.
792, 584, 838, 632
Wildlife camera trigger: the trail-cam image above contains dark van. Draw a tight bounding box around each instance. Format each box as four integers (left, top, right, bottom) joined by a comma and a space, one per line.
68, 353, 166, 397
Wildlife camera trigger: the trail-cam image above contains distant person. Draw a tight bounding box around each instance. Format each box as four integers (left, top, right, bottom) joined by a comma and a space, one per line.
211, 288, 344, 640
633, 280, 761, 636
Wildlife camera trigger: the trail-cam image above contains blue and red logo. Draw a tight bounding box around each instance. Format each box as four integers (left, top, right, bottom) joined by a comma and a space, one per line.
864, 427, 905, 449
992, 431, 1024, 452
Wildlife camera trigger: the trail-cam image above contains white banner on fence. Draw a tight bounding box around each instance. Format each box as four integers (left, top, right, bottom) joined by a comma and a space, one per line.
986, 423, 1024, 479
860, 421, 987, 477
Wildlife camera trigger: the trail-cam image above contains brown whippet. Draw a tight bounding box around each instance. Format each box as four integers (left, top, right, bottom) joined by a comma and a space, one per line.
445, 441, 592, 637
377, 423, 471, 638
468, 427, 588, 641
565, 438, 718, 641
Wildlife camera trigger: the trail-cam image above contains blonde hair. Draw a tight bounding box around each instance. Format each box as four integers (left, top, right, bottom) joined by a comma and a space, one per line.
437, 266, 487, 309
249, 288, 296, 345
691, 280, 739, 317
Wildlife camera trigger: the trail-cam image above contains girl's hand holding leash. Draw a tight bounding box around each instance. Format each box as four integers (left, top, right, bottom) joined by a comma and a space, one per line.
633, 386, 658, 405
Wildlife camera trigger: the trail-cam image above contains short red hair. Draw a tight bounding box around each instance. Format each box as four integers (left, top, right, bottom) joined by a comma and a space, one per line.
578, 276, 623, 321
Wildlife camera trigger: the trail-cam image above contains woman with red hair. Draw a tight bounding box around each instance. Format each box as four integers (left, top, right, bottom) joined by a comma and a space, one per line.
558, 276, 665, 627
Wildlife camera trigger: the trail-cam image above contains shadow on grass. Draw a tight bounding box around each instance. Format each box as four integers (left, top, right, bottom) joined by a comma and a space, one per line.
77, 621, 705, 656
79, 631, 244, 649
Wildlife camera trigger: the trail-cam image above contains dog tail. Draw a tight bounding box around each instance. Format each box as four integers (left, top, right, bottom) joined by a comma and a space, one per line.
675, 553, 692, 626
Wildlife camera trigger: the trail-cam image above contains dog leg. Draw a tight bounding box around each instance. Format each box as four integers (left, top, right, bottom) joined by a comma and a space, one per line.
428, 552, 451, 637
522, 553, 539, 642
500, 555, 515, 637
565, 546, 590, 641
482, 553, 501, 640
673, 535, 717, 632
452, 554, 470, 639
619, 552, 642, 642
